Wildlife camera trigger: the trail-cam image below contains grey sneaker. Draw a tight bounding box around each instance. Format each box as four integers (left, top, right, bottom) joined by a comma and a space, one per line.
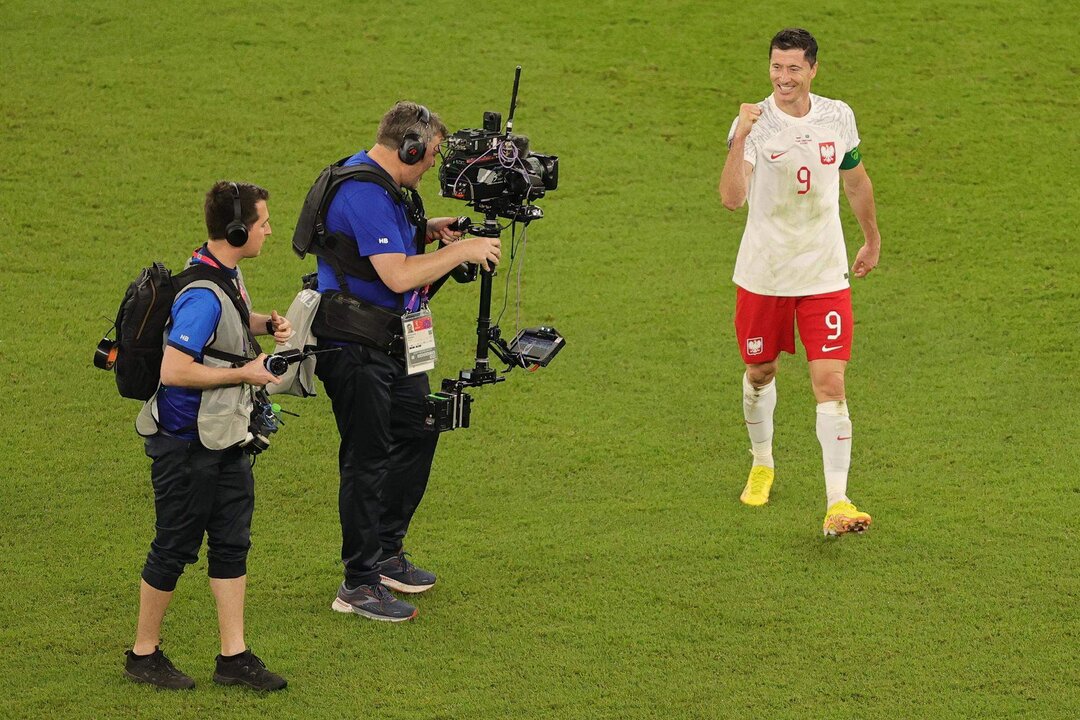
378, 551, 437, 594
123, 647, 195, 690
331, 582, 418, 622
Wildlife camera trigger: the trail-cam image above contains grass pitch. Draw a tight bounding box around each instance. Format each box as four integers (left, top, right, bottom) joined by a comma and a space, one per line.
1, 1, 1077, 718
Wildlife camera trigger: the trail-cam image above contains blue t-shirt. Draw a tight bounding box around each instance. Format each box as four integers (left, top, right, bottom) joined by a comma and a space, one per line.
156, 249, 239, 439
318, 150, 421, 311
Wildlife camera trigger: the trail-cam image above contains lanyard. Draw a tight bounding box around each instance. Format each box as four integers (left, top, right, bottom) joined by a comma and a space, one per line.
191, 249, 221, 269
406, 288, 429, 313
191, 249, 249, 306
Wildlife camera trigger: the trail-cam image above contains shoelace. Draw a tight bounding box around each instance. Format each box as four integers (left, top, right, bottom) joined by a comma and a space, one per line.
373, 584, 399, 604
747, 471, 770, 495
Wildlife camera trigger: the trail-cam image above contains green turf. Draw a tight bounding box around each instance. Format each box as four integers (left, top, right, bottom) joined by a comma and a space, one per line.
1, 0, 1078, 717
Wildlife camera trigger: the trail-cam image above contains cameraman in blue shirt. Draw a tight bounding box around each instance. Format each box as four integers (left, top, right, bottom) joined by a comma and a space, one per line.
315, 102, 501, 621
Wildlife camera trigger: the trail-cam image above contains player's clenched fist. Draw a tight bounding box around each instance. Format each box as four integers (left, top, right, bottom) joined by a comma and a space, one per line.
733, 103, 763, 140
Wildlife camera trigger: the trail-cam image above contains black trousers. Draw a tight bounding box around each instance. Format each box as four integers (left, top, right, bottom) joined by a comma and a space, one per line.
316, 344, 439, 586
141, 435, 255, 592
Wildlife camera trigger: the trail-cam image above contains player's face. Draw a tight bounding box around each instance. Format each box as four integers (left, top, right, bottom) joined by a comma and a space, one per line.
401, 134, 444, 189
243, 200, 271, 257
769, 48, 817, 102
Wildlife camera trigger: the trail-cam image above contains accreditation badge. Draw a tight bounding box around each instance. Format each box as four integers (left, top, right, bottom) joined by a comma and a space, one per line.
402, 308, 437, 375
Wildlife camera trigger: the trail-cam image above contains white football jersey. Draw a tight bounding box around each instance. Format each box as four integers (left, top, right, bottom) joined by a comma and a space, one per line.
727, 93, 860, 296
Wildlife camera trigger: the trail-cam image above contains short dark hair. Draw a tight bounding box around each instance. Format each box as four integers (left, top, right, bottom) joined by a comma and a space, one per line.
204, 181, 269, 239
770, 27, 818, 66
376, 101, 448, 151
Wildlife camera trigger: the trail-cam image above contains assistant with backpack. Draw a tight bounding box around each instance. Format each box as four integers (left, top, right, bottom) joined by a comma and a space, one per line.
101, 181, 292, 692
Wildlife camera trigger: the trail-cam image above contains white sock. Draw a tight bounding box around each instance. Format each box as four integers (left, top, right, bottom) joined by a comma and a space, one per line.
816, 400, 852, 508
743, 373, 776, 468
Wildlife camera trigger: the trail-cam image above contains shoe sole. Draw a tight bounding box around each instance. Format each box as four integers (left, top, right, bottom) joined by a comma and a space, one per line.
123, 669, 195, 690
212, 673, 287, 691
331, 597, 418, 622
380, 574, 435, 594
740, 492, 769, 506
823, 516, 872, 537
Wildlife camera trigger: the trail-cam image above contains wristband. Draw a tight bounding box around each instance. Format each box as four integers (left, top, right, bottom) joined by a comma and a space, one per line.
266, 318, 275, 334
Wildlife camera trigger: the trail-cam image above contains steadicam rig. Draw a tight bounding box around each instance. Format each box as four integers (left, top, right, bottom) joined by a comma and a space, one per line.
424, 67, 565, 433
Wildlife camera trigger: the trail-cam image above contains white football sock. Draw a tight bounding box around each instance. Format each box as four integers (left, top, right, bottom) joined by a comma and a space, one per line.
816, 400, 852, 508
743, 373, 776, 468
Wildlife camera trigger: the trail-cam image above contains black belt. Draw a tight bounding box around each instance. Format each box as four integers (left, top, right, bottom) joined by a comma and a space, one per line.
312, 290, 404, 358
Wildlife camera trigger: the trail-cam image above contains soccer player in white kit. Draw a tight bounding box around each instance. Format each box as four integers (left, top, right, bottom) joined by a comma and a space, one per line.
718, 28, 881, 536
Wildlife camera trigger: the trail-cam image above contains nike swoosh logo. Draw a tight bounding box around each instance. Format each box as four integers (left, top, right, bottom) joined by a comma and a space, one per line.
837, 436, 852, 441
821, 344, 843, 352
769, 152, 788, 159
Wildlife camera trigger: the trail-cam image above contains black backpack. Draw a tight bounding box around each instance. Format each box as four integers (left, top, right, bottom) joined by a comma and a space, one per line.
291, 156, 426, 282
99, 262, 250, 401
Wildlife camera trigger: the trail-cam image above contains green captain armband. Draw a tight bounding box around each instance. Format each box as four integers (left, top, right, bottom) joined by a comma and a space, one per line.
840, 146, 862, 170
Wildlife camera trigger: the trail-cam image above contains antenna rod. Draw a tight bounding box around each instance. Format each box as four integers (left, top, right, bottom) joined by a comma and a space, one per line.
505, 65, 522, 135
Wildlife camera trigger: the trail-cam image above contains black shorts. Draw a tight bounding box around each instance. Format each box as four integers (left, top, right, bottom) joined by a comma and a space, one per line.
140, 435, 255, 591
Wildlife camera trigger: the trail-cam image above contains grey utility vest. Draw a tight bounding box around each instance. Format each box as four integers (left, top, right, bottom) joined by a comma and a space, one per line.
136, 276, 256, 450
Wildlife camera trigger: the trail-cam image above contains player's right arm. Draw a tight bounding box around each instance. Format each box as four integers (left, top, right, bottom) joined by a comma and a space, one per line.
718, 104, 760, 210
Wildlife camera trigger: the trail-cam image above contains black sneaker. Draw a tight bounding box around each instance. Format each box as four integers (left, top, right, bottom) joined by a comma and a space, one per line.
123, 647, 195, 690
378, 551, 437, 594
212, 649, 287, 691
331, 581, 418, 621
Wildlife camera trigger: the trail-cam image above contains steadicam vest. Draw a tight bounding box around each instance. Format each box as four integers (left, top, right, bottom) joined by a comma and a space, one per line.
136, 277, 256, 450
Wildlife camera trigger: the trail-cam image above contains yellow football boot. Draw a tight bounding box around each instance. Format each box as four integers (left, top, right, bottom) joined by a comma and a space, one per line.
822, 500, 872, 536
740, 465, 774, 506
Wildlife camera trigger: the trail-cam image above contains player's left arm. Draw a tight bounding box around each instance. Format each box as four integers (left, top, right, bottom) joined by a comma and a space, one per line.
840, 155, 881, 278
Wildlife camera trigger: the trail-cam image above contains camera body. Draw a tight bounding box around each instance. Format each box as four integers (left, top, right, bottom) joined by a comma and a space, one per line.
242, 393, 280, 455
439, 111, 558, 223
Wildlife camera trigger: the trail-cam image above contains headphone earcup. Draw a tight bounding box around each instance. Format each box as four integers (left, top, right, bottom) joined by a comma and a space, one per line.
225, 181, 248, 247
398, 133, 427, 165
225, 220, 248, 247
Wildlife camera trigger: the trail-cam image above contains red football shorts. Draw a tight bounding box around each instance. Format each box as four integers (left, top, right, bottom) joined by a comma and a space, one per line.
734, 287, 853, 364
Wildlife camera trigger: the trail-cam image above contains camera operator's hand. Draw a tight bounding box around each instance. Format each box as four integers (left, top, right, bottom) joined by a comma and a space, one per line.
268, 310, 292, 345
241, 354, 282, 387
251, 311, 293, 344
426, 216, 464, 245
458, 236, 501, 271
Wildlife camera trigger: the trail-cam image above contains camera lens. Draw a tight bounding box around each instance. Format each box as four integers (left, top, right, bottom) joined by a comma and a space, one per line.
264, 354, 289, 376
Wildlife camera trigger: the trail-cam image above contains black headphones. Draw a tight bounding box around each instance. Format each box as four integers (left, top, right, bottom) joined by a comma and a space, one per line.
225, 182, 248, 247
398, 105, 431, 165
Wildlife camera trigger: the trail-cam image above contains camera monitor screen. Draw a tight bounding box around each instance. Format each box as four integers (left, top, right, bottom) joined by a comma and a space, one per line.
508, 327, 564, 367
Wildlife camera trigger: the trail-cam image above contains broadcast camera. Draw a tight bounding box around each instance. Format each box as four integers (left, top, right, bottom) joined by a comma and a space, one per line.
438, 71, 559, 224
424, 67, 565, 433
439, 116, 558, 224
